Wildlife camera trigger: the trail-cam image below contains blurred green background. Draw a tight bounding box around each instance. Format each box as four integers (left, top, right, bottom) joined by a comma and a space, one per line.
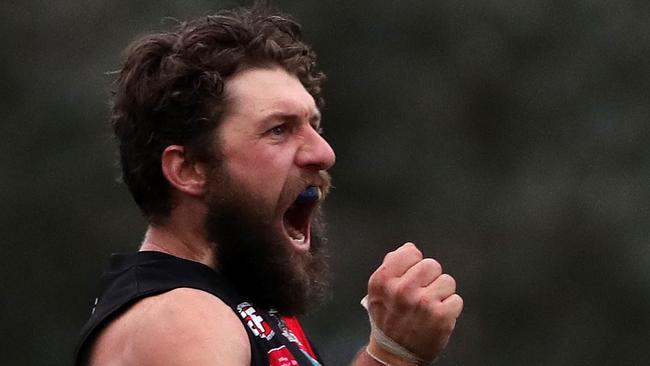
2, 0, 649, 365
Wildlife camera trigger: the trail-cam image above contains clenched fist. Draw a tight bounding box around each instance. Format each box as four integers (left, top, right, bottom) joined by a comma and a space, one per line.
365, 242, 463, 363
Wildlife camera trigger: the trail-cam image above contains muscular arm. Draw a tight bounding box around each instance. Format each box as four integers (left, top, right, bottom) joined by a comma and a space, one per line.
87, 288, 250, 366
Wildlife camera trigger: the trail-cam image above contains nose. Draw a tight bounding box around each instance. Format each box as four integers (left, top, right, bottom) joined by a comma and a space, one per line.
295, 127, 336, 171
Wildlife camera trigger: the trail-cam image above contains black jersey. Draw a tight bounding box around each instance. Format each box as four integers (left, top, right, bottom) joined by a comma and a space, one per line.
74, 251, 323, 366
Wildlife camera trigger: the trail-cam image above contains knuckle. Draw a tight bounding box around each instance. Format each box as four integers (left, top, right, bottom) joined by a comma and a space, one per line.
392, 283, 423, 309
439, 273, 456, 287
383, 250, 396, 263
407, 243, 423, 258
452, 294, 464, 311
432, 300, 452, 317
423, 258, 442, 274
416, 294, 433, 309
369, 264, 389, 281
368, 267, 397, 296
368, 275, 386, 295
431, 306, 446, 321
395, 281, 415, 299
398, 242, 422, 259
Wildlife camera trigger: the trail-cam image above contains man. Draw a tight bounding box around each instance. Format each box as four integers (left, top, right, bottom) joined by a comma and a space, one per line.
75, 4, 463, 366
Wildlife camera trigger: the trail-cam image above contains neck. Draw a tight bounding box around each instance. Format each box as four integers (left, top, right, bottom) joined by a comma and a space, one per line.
140, 210, 217, 269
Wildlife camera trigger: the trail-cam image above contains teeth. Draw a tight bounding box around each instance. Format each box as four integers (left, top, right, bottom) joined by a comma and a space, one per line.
291, 233, 306, 244
287, 226, 306, 243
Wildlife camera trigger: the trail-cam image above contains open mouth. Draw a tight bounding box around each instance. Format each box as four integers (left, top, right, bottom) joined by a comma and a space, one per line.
283, 186, 321, 249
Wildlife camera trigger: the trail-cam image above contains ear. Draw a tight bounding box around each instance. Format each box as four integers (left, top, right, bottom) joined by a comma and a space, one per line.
161, 145, 208, 196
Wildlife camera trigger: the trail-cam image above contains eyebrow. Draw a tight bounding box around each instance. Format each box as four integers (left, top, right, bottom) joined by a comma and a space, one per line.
264, 109, 321, 127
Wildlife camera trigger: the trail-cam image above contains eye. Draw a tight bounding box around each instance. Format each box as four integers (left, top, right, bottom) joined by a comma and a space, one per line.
269, 124, 287, 136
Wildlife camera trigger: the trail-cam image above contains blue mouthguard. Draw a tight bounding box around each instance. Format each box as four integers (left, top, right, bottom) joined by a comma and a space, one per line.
295, 186, 320, 204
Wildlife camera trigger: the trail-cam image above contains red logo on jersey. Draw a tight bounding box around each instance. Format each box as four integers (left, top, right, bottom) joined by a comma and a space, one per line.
237, 302, 275, 340
268, 346, 299, 366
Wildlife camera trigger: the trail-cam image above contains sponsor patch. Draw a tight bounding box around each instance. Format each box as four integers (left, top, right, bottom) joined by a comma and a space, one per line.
268, 346, 299, 366
237, 302, 275, 340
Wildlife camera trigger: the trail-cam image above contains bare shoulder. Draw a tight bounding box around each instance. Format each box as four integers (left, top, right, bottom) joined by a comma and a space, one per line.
88, 288, 250, 366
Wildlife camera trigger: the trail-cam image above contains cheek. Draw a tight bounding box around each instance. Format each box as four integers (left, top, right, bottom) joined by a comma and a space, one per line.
225, 149, 294, 197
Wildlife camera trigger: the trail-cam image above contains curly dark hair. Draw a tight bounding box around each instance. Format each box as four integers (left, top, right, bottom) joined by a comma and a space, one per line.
111, 3, 325, 223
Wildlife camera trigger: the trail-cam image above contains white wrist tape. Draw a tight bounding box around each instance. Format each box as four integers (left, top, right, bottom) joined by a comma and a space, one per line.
361, 295, 430, 365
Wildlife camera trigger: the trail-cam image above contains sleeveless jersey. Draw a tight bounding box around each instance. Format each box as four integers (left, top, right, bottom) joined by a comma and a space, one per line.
74, 251, 323, 366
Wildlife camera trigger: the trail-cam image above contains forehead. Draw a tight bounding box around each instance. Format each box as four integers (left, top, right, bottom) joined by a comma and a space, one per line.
223, 67, 318, 121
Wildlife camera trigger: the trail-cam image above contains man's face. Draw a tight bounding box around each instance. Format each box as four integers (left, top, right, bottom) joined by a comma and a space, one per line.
204, 66, 336, 314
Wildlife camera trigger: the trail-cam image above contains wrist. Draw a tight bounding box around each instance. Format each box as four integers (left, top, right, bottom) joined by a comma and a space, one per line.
360, 295, 433, 366
366, 336, 429, 366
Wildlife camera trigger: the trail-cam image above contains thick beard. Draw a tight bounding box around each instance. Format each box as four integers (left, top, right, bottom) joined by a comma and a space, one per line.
204, 170, 330, 316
